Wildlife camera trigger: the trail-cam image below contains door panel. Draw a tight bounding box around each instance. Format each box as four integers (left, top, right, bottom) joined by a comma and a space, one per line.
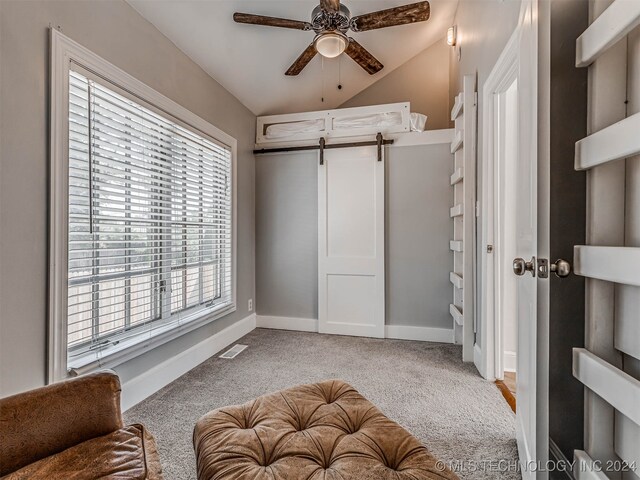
318, 146, 385, 338
514, 0, 542, 474
327, 155, 376, 258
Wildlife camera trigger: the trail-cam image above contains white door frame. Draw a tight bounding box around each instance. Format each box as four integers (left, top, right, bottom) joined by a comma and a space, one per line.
480, 28, 520, 381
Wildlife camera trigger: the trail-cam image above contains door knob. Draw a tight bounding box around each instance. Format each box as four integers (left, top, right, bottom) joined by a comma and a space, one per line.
550, 259, 571, 278
537, 258, 572, 278
513, 257, 536, 277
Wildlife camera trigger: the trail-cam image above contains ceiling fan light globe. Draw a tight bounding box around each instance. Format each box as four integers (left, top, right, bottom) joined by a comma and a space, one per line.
314, 33, 347, 58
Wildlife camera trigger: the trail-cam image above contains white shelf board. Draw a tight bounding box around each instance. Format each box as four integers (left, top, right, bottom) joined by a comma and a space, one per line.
575, 112, 640, 171
450, 240, 463, 252
615, 413, 640, 475
450, 131, 463, 154
389, 128, 454, 147
576, 0, 640, 67
573, 348, 640, 426
450, 304, 463, 326
450, 272, 463, 289
450, 93, 463, 121
450, 204, 463, 218
450, 168, 464, 185
574, 246, 640, 286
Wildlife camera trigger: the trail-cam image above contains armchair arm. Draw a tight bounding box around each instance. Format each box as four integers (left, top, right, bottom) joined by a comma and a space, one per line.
0, 370, 123, 476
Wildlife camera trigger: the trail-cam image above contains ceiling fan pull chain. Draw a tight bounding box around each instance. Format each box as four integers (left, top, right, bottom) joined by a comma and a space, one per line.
321, 56, 325, 102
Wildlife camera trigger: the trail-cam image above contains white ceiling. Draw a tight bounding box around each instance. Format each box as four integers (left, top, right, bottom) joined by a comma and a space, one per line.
126, 0, 458, 115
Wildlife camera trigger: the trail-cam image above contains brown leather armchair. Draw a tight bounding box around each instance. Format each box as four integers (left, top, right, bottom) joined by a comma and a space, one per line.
0, 370, 163, 479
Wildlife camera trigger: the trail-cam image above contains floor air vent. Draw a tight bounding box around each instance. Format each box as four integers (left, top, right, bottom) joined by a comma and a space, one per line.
219, 344, 248, 359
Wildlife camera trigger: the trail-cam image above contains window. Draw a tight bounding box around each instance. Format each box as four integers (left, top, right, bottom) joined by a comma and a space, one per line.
50, 30, 236, 379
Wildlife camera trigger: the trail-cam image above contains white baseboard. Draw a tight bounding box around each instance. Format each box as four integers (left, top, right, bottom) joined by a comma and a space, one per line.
504, 350, 517, 373
256, 315, 453, 344
121, 313, 256, 411
256, 315, 318, 332
385, 324, 454, 343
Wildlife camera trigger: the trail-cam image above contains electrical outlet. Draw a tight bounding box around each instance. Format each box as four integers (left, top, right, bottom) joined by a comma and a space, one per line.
248, 299, 253, 312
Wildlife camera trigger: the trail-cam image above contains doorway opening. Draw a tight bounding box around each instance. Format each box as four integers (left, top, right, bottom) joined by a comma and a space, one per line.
495, 79, 519, 384
492, 78, 519, 413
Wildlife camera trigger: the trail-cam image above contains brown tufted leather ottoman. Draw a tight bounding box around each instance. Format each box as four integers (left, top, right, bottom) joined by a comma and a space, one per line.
193, 380, 457, 480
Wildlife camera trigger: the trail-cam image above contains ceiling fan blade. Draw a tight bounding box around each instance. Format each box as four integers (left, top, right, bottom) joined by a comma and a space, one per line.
345, 38, 383, 75
285, 44, 318, 76
350, 1, 430, 32
320, 0, 340, 13
233, 12, 311, 31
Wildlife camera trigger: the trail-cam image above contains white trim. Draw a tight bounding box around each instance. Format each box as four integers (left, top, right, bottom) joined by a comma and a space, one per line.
68, 304, 237, 376
480, 26, 520, 382
255, 315, 454, 343
503, 350, 517, 373
256, 315, 318, 332
49, 29, 238, 383
121, 314, 256, 411
389, 129, 454, 147
474, 343, 485, 378
385, 325, 454, 343
256, 102, 411, 147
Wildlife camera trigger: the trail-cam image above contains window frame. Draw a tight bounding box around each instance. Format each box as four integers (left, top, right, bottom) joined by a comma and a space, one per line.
49, 29, 237, 383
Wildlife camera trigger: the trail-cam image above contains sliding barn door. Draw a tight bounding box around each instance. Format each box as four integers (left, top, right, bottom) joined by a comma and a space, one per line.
572, 0, 640, 477
318, 146, 385, 338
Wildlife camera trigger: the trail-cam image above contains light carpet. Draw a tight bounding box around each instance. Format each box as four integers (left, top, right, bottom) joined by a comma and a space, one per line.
125, 328, 520, 479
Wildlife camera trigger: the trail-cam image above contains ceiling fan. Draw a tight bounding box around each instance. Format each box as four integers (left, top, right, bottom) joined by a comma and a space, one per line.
233, 0, 431, 76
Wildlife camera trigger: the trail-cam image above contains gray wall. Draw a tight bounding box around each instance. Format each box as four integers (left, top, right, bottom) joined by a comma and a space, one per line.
255, 144, 453, 330
0, 0, 256, 396
386, 144, 453, 328
547, 0, 587, 460
341, 38, 451, 131
448, 0, 523, 115
255, 153, 318, 319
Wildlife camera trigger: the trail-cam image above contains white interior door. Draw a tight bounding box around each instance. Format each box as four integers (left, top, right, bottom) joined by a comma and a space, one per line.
318, 146, 385, 338
513, 0, 542, 475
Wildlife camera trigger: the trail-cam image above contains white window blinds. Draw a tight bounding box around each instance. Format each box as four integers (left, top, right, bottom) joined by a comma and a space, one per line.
67, 70, 233, 368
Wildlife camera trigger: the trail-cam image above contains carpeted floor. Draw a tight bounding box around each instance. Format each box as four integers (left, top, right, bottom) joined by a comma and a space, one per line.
125, 328, 520, 479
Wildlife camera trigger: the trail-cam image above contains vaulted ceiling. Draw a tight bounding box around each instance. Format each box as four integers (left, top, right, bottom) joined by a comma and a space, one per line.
126, 0, 458, 115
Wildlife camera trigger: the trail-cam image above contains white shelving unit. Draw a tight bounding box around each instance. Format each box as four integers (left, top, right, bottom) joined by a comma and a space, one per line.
572, 1, 640, 471
450, 75, 477, 362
